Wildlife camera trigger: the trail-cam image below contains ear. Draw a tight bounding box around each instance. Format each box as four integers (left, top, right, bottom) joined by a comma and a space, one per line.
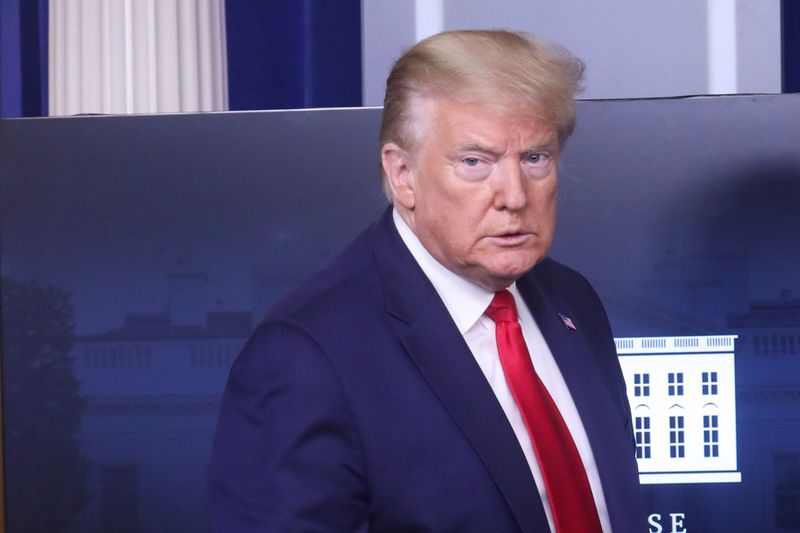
381, 142, 416, 210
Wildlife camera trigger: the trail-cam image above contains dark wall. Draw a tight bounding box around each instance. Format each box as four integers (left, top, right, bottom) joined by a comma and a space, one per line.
224, 0, 362, 110
784, 0, 800, 92
0, 0, 47, 117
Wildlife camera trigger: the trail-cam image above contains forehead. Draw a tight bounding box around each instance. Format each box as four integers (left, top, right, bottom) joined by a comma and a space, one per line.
417, 95, 557, 148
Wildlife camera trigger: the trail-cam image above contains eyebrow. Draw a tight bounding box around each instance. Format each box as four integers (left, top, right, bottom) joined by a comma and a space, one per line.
455, 142, 502, 155
525, 140, 560, 154
455, 140, 560, 156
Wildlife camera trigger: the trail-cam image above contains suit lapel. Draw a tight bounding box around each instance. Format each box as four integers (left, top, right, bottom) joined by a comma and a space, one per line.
371, 209, 548, 533
400, 301, 548, 533
517, 272, 618, 436
518, 270, 643, 532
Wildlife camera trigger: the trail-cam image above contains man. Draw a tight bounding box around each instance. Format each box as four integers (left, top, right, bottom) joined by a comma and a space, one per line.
211, 30, 645, 532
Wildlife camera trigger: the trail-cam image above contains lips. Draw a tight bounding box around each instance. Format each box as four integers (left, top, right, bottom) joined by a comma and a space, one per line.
489, 232, 533, 246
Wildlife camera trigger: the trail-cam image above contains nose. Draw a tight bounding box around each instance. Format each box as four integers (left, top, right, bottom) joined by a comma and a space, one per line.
492, 159, 528, 211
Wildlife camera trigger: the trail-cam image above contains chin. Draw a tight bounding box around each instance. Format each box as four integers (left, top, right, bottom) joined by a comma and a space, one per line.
481, 265, 534, 290
466, 250, 545, 289
493, 253, 541, 277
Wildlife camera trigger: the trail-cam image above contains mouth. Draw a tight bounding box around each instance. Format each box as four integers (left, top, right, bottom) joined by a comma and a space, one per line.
488, 231, 533, 246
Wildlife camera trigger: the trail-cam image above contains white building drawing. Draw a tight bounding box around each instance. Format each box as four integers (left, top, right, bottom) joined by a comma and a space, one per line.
616, 335, 741, 485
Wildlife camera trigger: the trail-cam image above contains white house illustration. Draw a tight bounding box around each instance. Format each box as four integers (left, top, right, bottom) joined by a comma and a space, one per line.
615, 335, 741, 485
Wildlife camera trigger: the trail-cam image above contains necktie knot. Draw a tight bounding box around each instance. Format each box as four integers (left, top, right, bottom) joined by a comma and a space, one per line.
485, 290, 519, 323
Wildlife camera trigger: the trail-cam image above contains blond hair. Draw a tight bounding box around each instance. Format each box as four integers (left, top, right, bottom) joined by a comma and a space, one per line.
379, 29, 585, 200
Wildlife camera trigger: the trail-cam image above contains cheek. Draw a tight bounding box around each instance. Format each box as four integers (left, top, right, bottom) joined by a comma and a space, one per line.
419, 184, 486, 230
432, 216, 471, 254
544, 195, 558, 226
531, 179, 558, 220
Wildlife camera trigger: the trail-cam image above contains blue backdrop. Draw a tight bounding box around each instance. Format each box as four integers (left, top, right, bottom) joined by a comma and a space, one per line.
1, 95, 799, 532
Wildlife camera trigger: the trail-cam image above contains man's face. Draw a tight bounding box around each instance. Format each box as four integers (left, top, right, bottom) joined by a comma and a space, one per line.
392, 97, 559, 291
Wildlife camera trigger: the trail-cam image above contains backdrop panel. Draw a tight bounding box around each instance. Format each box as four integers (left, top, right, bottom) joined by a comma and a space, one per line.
1, 94, 798, 532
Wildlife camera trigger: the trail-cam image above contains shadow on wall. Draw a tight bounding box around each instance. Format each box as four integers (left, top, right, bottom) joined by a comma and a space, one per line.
690, 161, 800, 299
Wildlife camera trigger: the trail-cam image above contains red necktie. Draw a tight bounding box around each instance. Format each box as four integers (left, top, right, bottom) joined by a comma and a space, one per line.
486, 290, 602, 533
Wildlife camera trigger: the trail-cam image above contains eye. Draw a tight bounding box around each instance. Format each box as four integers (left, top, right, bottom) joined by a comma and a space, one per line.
526, 152, 549, 165
454, 155, 492, 180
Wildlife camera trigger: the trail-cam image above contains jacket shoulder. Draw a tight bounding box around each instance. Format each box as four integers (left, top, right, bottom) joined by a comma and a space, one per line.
528, 257, 604, 306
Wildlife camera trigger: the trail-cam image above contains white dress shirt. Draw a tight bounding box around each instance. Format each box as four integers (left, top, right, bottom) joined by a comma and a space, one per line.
393, 209, 612, 533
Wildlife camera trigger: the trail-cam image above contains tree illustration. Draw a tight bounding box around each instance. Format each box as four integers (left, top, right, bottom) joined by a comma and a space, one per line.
1, 277, 87, 532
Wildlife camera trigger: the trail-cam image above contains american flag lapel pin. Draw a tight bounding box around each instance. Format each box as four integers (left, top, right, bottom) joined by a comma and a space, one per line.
558, 313, 577, 331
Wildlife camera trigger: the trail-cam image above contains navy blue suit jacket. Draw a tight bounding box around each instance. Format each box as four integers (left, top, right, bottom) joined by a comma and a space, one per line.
211, 208, 645, 532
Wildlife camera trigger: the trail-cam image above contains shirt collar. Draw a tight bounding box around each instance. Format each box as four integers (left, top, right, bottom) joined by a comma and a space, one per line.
393, 208, 518, 334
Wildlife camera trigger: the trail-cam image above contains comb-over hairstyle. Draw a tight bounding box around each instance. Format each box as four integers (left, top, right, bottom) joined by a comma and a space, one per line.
379, 29, 585, 201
